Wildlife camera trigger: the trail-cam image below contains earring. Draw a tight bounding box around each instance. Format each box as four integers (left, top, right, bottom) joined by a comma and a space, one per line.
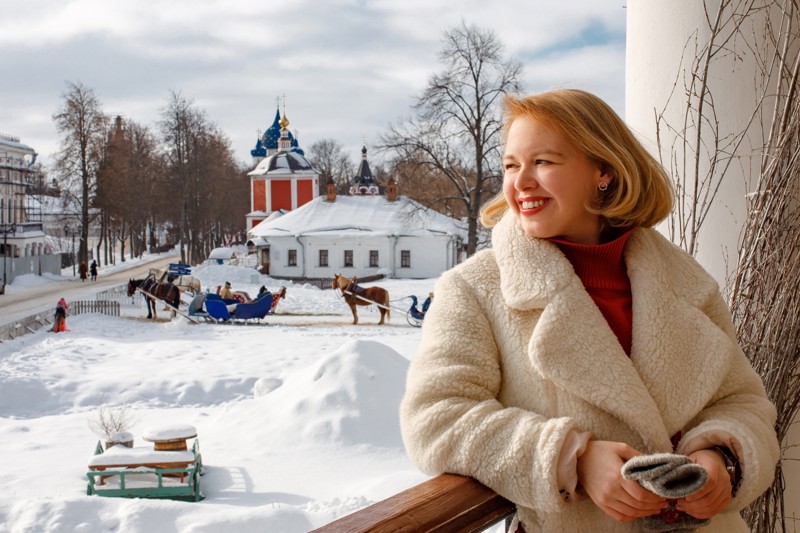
598, 182, 609, 191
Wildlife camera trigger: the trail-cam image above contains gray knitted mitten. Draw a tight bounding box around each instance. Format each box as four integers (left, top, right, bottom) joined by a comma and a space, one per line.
621, 453, 707, 498
621, 453, 710, 532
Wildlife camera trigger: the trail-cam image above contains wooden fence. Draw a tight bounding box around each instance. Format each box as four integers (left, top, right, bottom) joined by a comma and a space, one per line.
70, 300, 120, 317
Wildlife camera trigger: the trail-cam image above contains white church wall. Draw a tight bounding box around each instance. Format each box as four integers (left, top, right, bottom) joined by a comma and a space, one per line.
264, 234, 457, 280
627, 0, 798, 520
393, 235, 453, 279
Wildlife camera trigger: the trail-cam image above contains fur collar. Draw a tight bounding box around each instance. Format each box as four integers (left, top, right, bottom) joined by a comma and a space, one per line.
491, 212, 734, 452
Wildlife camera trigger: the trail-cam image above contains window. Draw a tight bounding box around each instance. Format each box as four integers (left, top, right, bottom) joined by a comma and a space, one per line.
369, 250, 379, 267
319, 249, 328, 267
401, 250, 411, 268
288, 249, 297, 266
344, 250, 353, 267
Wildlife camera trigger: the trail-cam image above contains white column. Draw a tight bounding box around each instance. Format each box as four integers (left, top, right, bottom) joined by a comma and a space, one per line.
627, 0, 797, 517
626, 0, 766, 286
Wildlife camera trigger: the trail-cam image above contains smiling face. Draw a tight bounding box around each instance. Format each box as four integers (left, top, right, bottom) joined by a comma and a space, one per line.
502, 116, 608, 244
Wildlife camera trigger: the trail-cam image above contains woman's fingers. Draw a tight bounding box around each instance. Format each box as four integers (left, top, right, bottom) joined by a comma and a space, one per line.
578, 441, 668, 521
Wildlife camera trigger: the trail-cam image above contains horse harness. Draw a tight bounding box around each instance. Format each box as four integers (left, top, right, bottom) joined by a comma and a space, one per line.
345, 278, 366, 297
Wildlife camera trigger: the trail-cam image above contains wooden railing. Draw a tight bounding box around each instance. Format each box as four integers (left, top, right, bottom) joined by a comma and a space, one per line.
311, 473, 515, 533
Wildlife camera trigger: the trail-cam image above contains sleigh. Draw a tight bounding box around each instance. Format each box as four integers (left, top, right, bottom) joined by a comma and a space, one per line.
406, 294, 433, 327
203, 287, 286, 323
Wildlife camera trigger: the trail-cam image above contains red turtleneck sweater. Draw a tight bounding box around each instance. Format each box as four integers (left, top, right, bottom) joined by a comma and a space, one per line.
550, 229, 634, 355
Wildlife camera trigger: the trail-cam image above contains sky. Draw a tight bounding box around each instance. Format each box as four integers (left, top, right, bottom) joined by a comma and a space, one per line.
0, 0, 627, 170
0, 260, 465, 532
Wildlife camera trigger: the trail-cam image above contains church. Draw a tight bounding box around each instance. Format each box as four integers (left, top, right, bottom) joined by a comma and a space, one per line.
245, 107, 320, 232
245, 105, 466, 280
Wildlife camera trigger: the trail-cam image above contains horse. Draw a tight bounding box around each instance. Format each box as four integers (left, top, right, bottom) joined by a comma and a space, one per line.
167, 274, 202, 295
127, 276, 181, 320
332, 274, 390, 325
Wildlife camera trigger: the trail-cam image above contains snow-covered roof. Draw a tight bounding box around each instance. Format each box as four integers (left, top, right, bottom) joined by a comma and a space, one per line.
248, 195, 467, 239
246, 236, 268, 247
0, 134, 36, 156
248, 150, 317, 177
208, 247, 237, 260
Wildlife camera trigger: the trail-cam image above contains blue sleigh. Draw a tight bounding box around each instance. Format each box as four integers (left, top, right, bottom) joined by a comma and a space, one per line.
406, 294, 433, 327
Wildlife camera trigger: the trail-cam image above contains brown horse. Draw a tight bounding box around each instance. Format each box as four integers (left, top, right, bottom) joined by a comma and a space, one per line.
333, 274, 390, 325
127, 277, 181, 320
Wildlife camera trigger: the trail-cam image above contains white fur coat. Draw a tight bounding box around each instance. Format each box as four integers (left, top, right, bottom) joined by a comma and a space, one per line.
400, 212, 779, 532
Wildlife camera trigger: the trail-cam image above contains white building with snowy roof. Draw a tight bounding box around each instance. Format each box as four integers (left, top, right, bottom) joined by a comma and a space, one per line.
247, 180, 466, 280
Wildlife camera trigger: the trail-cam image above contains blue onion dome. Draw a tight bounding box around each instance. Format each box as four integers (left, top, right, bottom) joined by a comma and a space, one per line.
262, 108, 298, 151
251, 138, 266, 158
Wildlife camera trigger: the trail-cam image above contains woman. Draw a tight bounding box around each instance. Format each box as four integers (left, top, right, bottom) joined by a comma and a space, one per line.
399, 89, 779, 532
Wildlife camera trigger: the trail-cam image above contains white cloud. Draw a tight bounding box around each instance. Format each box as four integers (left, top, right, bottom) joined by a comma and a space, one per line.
0, 1, 627, 168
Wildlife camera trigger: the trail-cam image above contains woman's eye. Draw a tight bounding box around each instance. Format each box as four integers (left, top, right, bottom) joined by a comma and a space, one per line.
504, 163, 518, 171
535, 159, 549, 165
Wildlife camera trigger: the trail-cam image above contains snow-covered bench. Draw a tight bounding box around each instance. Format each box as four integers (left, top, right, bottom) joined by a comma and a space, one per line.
86, 425, 203, 501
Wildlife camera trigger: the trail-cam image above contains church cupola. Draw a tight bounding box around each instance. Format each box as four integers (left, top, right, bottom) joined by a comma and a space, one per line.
277, 111, 293, 152
349, 143, 380, 196
251, 97, 303, 165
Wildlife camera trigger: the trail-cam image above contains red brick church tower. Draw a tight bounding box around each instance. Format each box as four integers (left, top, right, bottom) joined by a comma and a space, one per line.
246, 105, 319, 231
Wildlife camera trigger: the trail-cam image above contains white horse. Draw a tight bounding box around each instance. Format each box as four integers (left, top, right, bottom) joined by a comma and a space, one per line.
148, 267, 201, 295
168, 274, 202, 295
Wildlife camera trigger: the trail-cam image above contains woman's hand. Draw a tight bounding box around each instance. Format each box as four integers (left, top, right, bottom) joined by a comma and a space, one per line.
675, 449, 732, 518
577, 441, 668, 522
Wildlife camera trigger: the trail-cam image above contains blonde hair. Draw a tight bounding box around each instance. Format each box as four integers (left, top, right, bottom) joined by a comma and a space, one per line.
480, 89, 673, 228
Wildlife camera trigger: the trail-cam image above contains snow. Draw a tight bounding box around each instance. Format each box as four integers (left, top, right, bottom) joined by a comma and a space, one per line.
0, 262, 481, 533
249, 195, 467, 238
88, 447, 196, 467
207, 247, 236, 260
142, 425, 197, 442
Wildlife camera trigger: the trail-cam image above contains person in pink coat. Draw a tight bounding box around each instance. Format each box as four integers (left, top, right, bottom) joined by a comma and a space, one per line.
52, 298, 70, 333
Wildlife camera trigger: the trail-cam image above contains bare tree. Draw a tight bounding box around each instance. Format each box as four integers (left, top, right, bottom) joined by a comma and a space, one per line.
95, 116, 130, 264
307, 139, 354, 194
97, 117, 165, 262
380, 22, 522, 256
655, 0, 770, 256
160, 91, 205, 264
126, 121, 167, 257
53, 81, 109, 265
726, 2, 800, 530
653, 1, 800, 529
160, 92, 244, 264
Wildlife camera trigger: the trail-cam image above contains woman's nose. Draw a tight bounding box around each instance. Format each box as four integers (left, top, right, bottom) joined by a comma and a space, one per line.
515, 165, 537, 190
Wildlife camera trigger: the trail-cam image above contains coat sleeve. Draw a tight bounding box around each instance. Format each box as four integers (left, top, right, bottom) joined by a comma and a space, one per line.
400, 268, 579, 513
677, 290, 780, 509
